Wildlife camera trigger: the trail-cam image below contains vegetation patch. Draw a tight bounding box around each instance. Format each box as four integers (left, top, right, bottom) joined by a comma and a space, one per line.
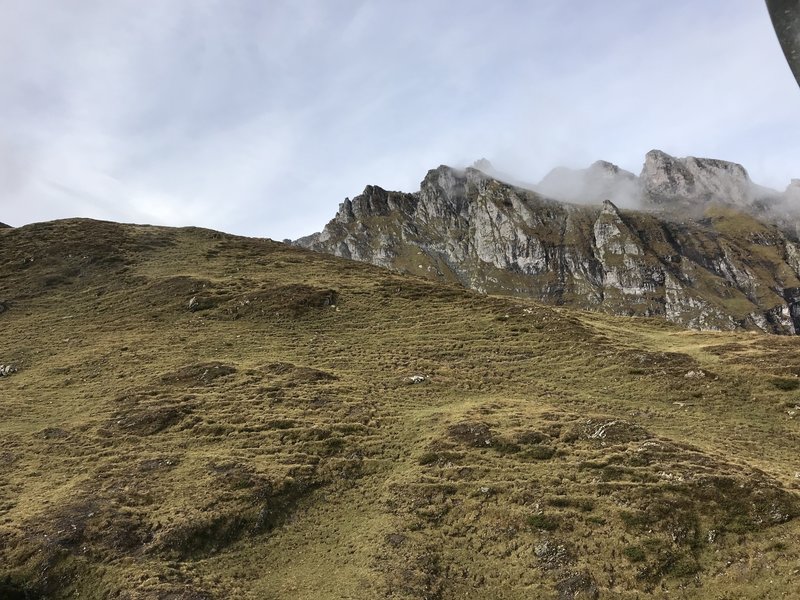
447, 421, 494, 447
159, 362, 236, 386
528, 513, 560, 531
520, 444, 557, 460
622, 545, 646, 563
109, 405, 189, 436
260, 362, 337, 384
223, 285, 338, 319
772, 377, 800, 391
548, 496, 595, 512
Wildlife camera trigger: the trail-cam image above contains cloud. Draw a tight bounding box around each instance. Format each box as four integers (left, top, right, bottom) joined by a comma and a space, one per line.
0, 1, 798, 238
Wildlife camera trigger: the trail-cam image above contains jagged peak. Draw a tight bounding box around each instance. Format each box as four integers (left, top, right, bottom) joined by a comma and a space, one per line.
641, 149, 754, 206
472, 158, 493, 172
644, 148, 672, 161
298, 153, 800, 334
420, 164, 496, 193
422, 164, 460, 181
600, 198, 621, 215
589, 160, 632, 178
360, 183, 389, 196
643, 149, 750, 179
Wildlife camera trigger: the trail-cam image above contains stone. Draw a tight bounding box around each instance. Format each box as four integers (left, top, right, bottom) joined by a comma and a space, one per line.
685, 370, 706, 379
0, 365, 17, 377
533, 539, 573, 570
554, 572, 599, 600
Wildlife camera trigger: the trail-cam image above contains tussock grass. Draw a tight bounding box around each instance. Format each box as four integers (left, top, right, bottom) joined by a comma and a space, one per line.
0, 218, 798, 599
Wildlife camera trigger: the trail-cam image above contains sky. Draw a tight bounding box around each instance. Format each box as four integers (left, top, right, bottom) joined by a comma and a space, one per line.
1, 0, 799, 239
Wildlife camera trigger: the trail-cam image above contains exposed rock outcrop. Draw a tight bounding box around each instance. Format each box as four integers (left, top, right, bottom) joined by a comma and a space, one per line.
297, 152, 800, 334
641, 150, 757, 207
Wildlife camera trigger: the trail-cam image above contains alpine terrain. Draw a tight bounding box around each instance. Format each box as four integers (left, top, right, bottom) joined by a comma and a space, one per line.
297, 150, 800, 334
0, 218, 799, 599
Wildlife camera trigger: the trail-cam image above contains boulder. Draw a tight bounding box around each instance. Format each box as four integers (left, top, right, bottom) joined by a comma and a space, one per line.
0, 365, 17, 377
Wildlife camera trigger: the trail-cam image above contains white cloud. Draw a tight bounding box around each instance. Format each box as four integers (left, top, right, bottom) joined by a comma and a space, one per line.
0, 0, 798, 237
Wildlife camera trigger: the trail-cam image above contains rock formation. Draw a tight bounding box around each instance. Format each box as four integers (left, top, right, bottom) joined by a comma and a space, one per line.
641, 150, 758, 208
297, 150, 800, 333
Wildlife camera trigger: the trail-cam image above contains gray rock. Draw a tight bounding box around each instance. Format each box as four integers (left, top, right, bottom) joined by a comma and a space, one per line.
0, 365, 17, 377
641, 149, 756, 207
533, 539, 573, 569
297, 153, 800, 334
554, 572, 599, 600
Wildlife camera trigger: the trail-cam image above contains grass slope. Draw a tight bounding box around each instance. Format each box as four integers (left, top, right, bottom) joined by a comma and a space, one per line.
0, 218, 799, 599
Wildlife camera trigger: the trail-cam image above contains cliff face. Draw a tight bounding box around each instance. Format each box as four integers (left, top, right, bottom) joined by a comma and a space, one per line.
640, 150, 759, 207
297, 152, 800, 334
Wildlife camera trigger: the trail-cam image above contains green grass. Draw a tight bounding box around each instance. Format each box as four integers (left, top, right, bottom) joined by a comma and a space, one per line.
772, 377, 800, 391
527, 514, 560, 531
622, 545, 646, 563
0, 218, 798, 599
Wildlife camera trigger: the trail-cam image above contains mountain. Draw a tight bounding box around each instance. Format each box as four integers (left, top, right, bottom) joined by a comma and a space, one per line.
297, 151, 800, 334
1, 218, 799, 599
641, 150, 763, 208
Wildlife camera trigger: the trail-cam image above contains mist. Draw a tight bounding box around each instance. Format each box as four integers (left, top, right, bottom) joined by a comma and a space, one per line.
533, 161, 643, 209
468, 151, 800, 229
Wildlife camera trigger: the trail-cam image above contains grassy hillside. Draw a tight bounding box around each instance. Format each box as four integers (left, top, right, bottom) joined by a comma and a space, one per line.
1, 219, 799, 599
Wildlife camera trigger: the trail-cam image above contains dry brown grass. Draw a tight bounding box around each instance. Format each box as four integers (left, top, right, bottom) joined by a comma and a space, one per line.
0, 218, 798, 599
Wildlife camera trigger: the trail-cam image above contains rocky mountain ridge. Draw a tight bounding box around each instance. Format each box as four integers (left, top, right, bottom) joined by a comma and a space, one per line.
297, 150, 800, 334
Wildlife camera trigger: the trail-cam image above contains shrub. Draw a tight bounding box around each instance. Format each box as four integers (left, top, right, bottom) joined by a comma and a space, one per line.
623, 545, 646, 562
772, 377, 800, 391
523, 445, 556, 460
527, 514, 559, 531
418, 452, 438, 466
548, 496, 595, 512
